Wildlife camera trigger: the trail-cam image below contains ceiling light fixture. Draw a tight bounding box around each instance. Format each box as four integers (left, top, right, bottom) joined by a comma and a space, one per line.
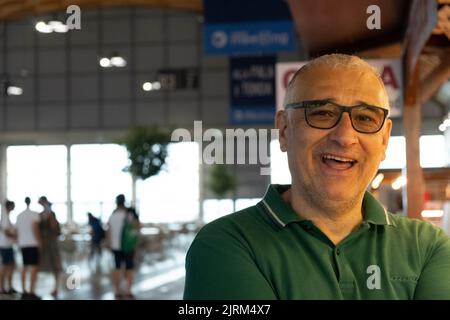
110, 55, 127, 68
1, 74, 25, 97
142, 81, 161, 91
371, 173, 384, 189
391, 176, 407, 190
438, 112, 450, 132
421, 210, 444, 218
6, 85, 23, 96
49, 20, 69, 33
35, 21, 53, 33
99, 58, 112, 68
35, 20, 68, 33
99, 53, 127, 68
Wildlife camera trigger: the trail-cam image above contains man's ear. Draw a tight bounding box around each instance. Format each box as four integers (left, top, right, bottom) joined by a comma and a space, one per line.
380, 118, 392, 161
276, 110, 288, 152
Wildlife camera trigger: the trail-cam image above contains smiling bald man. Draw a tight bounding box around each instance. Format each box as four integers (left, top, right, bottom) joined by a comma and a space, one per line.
184, 54, 450, 300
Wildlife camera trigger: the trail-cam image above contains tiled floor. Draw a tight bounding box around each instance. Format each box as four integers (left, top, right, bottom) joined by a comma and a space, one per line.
0, 235, 193, 300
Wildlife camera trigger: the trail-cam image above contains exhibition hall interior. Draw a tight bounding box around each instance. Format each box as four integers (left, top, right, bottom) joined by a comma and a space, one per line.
0, 0, 449, 300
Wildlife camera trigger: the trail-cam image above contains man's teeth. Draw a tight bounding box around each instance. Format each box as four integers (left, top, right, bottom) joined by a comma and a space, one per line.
322, 155, 356, 163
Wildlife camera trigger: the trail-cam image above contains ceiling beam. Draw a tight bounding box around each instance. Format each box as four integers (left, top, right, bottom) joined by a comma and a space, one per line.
0, 0, 202, 21
420, 50, 450, 104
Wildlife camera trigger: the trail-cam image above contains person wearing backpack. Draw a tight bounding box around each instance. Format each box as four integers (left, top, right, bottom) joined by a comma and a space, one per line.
107, 194, 140, 299
87, 212, 105, 269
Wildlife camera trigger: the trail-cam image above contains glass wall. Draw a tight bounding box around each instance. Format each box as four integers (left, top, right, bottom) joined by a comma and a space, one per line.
5, 142, 200, 225
7, 145, 68, 223
270, 139, 291, 185
70, 144, 132, 224
380, 135, 448, 169
136, 142, 199, 223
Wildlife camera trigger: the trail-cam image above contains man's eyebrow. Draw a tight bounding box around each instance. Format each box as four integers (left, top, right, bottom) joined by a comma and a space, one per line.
354, 100, 374, 105
292, 98, 379, 106
328, 98, 376, 106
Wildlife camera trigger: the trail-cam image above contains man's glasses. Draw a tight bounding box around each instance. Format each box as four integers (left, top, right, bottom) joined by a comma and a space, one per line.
284, 100, 389, 134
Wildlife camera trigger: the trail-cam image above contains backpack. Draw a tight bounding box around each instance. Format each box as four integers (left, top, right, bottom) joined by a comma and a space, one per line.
121, 218, 139, 253
91, 217, 105, 241
97, 223, 106, 241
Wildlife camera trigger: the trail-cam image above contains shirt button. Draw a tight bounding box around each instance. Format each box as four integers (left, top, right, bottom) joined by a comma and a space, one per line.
336, 249, 341, 255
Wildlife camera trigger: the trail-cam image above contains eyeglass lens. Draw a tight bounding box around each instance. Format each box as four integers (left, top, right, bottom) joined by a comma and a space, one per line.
305, 103, 385, 133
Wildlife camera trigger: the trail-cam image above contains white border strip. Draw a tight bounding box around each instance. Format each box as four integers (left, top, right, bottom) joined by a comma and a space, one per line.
384, 208, 392, 225
262, 200, 286, 227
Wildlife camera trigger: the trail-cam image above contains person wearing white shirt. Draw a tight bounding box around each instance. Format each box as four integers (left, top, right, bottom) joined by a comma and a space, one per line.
16, 197, 41, 300
0, 200, 17, 295
107, 194, 139, 299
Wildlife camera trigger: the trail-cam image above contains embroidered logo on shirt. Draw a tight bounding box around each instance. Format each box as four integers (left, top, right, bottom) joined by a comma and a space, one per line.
366, 265, 381, 290
390, 275, 419, 282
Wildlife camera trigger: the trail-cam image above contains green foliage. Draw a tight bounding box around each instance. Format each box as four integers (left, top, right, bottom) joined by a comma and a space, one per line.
209, 164, 235, 198
122, 126, 172, 180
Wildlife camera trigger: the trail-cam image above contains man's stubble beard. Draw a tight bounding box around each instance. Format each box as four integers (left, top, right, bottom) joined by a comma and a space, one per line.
295, 175, 365, 217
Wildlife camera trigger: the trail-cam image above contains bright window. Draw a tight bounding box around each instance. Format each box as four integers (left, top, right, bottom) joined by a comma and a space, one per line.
270, 139, 291, 185
379, 136, 406, 169
202, 199, 234, 223
7, 145, 68, 223
380, 135, 448, 169
235, 198, 260, 211
420, 135, 447, 168
70, 144, 132, 224
202, 198, 260, 224
136, 142, 199, 223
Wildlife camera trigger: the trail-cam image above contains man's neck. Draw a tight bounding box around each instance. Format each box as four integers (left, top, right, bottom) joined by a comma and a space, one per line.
282, 186, 364, 246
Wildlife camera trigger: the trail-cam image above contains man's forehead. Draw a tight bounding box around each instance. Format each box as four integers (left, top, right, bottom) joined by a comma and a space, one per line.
292, 64, 378, 91
286, 64, 389, 109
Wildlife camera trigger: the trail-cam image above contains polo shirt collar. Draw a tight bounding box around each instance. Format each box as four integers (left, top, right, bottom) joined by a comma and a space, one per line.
260, 184, 308, 228
259, 184, 396, 229
362, 191, 396, 227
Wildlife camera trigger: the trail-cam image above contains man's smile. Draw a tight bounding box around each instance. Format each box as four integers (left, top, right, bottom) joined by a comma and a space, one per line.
320, 153, 358, 171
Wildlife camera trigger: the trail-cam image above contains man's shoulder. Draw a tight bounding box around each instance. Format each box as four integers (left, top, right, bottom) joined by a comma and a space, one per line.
187, 203, 273, 264
387, 212, 449, 245
17, 209, 39, 219
109, 209, 125, 220
194, 202, 275, 244
389, 212, 444, 231
112, 208, 126, 215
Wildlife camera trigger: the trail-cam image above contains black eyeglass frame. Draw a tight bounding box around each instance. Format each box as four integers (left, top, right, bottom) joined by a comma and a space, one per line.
284, 100, 389, 134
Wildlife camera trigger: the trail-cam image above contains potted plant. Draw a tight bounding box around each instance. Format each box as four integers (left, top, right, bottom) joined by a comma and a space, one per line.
208, 163, 236, 212
122, 126, 172, 180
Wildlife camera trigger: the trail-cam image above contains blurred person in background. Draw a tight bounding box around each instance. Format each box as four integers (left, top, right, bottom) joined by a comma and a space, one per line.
0, 200, 18, 296
16, 197, 41, 300
87, 212, 105, 270
125, 206, 141, 267
107, 195, 140, 299
38, 196, 62, 299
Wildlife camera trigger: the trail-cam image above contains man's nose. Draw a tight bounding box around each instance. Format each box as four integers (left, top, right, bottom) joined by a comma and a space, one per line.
328, 112, 358, 146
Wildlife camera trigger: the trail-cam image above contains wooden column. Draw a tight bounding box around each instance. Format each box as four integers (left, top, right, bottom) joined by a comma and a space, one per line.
403, 63, 425, 219
420, 52, 450, 104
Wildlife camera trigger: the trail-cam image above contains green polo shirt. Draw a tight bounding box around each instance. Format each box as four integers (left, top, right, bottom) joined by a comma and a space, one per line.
184, 184, 450, 300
